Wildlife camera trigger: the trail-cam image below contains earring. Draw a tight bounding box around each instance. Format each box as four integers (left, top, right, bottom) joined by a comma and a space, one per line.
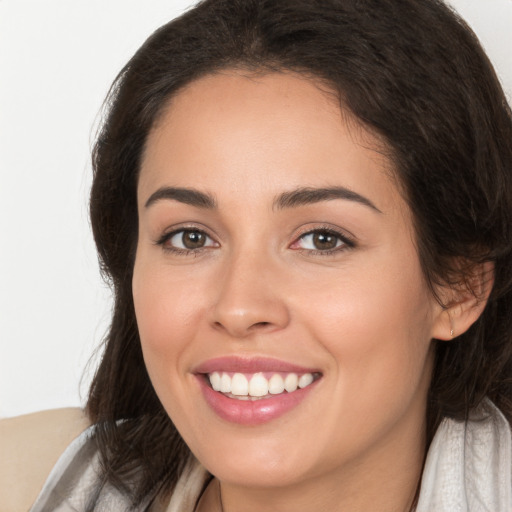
450, 327, 454, 338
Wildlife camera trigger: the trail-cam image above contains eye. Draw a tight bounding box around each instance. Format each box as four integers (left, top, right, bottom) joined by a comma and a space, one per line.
157, 228, 218, 253
291, 228, 354, 254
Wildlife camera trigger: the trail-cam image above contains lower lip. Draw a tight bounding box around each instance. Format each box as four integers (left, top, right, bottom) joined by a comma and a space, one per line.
196, 375, 319, 425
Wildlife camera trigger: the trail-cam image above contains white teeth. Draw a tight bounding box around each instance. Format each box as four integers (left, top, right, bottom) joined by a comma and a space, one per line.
298, 373, 314, 388
268, 374, 285, 394
208, 371, 316, 398
220, 373, 232, 393
231, 373, 249, 396
249, 373, 269, 397
284, 373, 298, 392
210, 371, 221, 391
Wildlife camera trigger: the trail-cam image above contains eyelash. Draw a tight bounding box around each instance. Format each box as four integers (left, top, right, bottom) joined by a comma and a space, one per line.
292, 226, 356, 256
155, 226, 356, 257
155, 227, 218, 256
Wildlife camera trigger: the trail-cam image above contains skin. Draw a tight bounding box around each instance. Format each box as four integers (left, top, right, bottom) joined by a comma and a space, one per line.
133, 71, 456, 512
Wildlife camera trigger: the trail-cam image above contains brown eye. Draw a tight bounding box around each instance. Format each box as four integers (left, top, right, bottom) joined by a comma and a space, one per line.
311, 232, 339, 250
181, 230, 206, 249
162, 229, 218, 252
292, 229, 352, 254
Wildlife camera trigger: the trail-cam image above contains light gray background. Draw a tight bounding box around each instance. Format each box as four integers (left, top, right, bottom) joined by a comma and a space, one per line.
1, 0, 511, 418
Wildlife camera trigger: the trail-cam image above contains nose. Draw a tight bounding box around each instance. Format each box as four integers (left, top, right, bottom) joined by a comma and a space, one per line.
210, 250, 290, 339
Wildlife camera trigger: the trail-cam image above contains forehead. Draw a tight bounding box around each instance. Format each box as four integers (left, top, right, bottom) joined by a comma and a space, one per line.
138, 70, 402, 215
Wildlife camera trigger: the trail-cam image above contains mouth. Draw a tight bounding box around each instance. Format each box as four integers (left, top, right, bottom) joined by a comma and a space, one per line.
204, 371, 321, 400
194, 357, 323, 424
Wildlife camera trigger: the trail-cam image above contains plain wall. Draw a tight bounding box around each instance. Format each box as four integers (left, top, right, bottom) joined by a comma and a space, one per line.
1, 0, 511, 418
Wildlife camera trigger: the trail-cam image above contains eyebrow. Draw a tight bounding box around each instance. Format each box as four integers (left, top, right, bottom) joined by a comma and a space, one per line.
145, 187, 217, 209
273, 186, 382, 213
144, 185, 381, 213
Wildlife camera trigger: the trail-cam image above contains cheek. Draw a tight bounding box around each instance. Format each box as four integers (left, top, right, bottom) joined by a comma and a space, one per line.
132, 259, 206, 355
132, 260, 206, 411
298, 252, 435, 415
132, 257, 209, 426
301, 252, 432, 344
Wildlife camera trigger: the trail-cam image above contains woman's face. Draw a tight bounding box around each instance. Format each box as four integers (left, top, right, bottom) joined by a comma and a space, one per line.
133, 71, 445, 491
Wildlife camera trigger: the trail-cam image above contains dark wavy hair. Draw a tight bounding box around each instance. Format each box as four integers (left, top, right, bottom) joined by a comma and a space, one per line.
87, 0, 512, 505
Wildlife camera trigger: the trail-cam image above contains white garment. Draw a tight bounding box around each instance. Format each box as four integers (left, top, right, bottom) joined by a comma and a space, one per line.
30, 400, 512, 512
415, 399, 511, 512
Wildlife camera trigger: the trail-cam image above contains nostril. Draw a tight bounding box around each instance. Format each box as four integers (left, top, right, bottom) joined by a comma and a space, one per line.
250, 321, 271, 329
212, 319, 274, 337
211, 299, 290, 337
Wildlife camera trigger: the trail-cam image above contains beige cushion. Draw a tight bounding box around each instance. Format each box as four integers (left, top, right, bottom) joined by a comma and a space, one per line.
0, 408, 90, 512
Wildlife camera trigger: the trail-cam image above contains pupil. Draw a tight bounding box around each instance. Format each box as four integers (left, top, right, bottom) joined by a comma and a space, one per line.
183, 231, 205, 249
313, 232, 337, 250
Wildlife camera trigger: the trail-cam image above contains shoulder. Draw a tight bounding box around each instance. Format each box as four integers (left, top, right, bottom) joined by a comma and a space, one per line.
417, 399, 512, 511
0, 407, 90, 512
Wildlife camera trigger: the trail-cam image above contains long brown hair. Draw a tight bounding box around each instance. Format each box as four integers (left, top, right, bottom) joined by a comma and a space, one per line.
87, 0, 512, 505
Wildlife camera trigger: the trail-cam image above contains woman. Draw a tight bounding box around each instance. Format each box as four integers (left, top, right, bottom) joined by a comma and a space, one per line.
28, 0, 512, 510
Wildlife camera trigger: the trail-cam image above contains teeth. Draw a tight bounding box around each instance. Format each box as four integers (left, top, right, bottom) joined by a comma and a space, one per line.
298, 373, 314, 388
268, 374, 285, 395
231, 373, 249, 395
249, 373, 268, 397
284, 373, 298, 392
210, 371, 222, 391
220, 373, 231, 393
207, 371, 316, 398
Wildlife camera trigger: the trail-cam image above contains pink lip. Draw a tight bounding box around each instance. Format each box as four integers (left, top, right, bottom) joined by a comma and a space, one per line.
194, 356, 320, 374
193, 356, 322, 425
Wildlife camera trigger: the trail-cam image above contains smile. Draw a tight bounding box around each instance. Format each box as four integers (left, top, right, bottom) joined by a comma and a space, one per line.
207, 371, 318, 399
194, 357, 322, 424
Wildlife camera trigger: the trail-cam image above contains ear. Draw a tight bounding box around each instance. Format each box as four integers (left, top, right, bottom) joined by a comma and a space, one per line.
431, 261, 494, 340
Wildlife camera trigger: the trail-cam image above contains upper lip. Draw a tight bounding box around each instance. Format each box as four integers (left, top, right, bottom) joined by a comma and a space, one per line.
193, 356, 321, 375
